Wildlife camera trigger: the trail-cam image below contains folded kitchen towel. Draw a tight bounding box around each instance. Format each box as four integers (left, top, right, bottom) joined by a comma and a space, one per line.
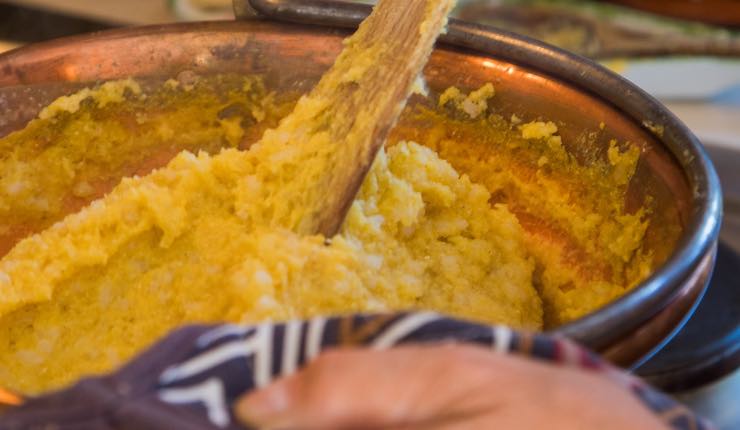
0, 312, 712, 430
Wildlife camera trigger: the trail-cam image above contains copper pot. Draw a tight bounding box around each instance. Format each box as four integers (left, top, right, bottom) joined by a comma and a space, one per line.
0, 15, 722, 369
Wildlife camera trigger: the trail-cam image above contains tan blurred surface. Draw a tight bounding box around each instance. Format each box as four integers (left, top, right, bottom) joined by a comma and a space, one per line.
2, 0, 176, 25
0, 41, 20, 53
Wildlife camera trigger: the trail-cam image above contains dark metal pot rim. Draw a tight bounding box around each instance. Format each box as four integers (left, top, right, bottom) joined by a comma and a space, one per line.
0, 18, 723, 351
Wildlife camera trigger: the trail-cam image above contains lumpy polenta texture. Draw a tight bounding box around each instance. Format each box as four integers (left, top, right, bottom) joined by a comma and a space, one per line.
391, 105, 652, 327
0, 84, 540, 394
0, 78, 660, 395
0, 75, 291, 256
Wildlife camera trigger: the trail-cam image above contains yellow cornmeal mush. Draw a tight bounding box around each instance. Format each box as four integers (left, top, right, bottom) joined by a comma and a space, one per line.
0, 0, 547, 395
0, 65, 657, 396
0, 62, 660, 396
0, 85, 540, 394
0, 1, 656, 392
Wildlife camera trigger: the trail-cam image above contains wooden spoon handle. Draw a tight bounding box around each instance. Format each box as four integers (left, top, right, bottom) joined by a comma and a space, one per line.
274, 0, 456, 236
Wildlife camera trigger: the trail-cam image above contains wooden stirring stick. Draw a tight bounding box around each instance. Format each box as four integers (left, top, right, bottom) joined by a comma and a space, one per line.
269, 0, 456, 236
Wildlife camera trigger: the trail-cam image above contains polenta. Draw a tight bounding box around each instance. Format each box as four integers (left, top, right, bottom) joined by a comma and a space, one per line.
0, 77, 655, 395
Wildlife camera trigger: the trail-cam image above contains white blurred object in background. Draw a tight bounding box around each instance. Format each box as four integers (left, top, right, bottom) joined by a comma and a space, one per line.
610, 57, 740, 151
170, 0, 233, 21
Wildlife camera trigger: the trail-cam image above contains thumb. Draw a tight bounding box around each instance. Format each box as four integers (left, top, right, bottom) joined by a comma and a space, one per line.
234, 345, 494, 429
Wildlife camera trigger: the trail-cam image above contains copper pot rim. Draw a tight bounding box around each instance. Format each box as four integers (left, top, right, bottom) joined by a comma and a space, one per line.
0, 19, 723, 351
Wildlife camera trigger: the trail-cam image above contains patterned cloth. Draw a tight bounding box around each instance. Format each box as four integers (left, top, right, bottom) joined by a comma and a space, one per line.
0, 312, 712, 429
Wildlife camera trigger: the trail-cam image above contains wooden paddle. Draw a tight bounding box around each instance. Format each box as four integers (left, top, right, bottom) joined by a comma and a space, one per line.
273, 0, 456, 236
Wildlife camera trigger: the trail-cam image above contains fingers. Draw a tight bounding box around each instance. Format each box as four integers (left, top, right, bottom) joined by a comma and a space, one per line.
234, 344, 500, 429
234, 344, 671, 430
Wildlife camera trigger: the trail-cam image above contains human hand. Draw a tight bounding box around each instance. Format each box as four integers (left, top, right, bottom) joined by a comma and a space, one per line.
235, 344, 668, 429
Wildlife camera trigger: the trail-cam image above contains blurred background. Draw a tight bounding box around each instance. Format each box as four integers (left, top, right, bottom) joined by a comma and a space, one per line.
0, 0, 738, 428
